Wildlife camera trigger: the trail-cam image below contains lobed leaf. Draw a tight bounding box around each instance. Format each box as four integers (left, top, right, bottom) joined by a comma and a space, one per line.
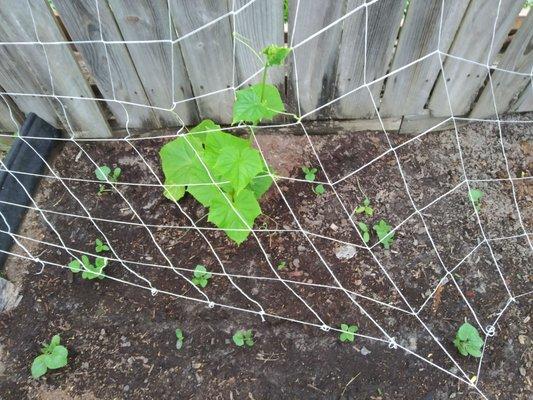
207, 189, 261, 245
214, 147, 264, 193
232, 84, 284, 125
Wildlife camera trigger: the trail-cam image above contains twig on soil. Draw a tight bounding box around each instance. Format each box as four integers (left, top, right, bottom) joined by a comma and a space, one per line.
307, 384, 326, 394
340, 372, 361, 398
261, 213, 279, 247
355, 177, 367, 200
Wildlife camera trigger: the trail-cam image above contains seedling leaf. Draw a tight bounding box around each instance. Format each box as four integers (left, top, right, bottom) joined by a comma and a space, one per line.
373, 220, 394, 249
314, 184, 325, 195
191, 264, 212, 288
453, 322, 483, 358
262, 44, 291, 66
232, 83, 284, 125
339, 324, 358, 342
31, 334, 68, 379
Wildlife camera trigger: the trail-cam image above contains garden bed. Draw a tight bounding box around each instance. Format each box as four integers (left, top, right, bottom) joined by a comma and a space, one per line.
0, 115, 531, 399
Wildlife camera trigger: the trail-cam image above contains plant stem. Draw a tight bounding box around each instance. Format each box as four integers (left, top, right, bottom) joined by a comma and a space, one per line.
259, 65, 269, 102
248, 125, 255, 145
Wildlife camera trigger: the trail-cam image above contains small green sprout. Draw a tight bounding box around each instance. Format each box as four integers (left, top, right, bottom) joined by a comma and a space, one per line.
339, 324, 358, 342
302, 166, 317, 182
373, 220, 394, 249
453, 322, 483, 358
314, 184, 326, 195
233, 329, 254, 347
357, 222, 370, 244
68, 255, 107, 280
95, 165, 121, 195
354, 197, 374, 217
94, 238, 109, 253
468, 188, 484, 212
175, 328, 184, 350
31, 334, 68, 379
277, 261, 287, 270
262, 45, 291, 67
191, 265, 212, 288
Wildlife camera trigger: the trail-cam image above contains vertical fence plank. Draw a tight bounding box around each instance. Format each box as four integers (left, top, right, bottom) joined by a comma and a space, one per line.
233, 0, 284, 88
0, 0, 111, 138
332, 0, 404, 119
513, 87, 533, 112
107, 0, 199, 126
54, 0, 161, 130
470, 11, 533, 118
0, 93, 24, 133
169, 0, 235, 124
288, 0, 345, 119
379, 0, 469, 118
428, 0, 523, 117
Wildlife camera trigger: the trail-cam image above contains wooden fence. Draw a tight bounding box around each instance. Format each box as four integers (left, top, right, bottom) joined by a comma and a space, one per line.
0, 0, 531, 138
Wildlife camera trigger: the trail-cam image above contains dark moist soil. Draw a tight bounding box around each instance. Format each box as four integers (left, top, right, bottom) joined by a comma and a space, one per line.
0, 115, 532, 400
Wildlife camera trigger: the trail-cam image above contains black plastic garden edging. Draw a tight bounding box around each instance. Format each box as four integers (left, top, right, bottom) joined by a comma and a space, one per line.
0, 113, 60, 270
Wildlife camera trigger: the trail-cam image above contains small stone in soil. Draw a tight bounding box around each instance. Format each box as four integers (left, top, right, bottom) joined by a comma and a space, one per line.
334, 244, 357, 260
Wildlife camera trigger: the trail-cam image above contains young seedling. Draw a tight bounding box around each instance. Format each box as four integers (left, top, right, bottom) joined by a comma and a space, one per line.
373, 220, 394, 249
277, 261, 287, 271
354, 197, 373, 217
339, 324, 358, 343
314, 184, 326, 195
233, 329, 254, 347
453, 322, 483, 358
468, 188, 484, 212
160, 44, 290, 245
175, 328, 184, 350
94, 238, 109, 253
357, 222, 370, 244
68, 255, 107, 280
191, 265, 212, 288
95, 165, 121, 195
301, 166, 317, 182
31, 334, 68, 379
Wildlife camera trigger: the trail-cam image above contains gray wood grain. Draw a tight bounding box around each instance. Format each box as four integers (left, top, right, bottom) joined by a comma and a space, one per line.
428, 0, 524, 117
107, 0, 199, 126
380, 0, 469, 118
54, 0, 160, 129
333, 0, 404, 120
0, 92, 23, 132
512, 85, 533, 112
288, 0, 345, 119
471, 10, 533, 118
234, 0, 284, 88
0, 0, 111, 137
169, 0, 235, 124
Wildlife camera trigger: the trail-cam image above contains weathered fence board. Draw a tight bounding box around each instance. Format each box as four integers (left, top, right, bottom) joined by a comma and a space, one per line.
0, 0, 530, 135
54, 0, 160, 129
288, 0, 345, 118
333, 0, 404, 120
0, 93, 23, 133
471, 10, 533, 118
380, 0, 469, 118
428, 0, 524, 117
0, 0, 111, 138
234, 0, 284, 88
107, 0, 199, 126
512, 85, 533, 112
169, 0, 235, 124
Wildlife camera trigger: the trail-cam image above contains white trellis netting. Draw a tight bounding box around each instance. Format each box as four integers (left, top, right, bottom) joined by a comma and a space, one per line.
0, 0, 531, 398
